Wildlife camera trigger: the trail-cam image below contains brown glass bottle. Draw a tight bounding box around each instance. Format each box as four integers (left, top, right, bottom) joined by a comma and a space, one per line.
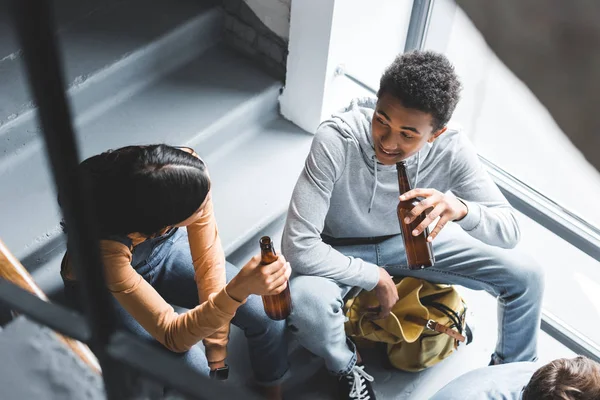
396, 161, 435, 269
259, 236, 292, 320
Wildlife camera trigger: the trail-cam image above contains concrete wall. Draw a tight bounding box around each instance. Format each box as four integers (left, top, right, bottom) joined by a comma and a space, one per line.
222, 0, 291, 78
244, 0, 291, 40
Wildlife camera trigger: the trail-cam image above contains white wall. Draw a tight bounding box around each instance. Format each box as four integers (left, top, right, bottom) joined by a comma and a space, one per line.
281, 0, 413, 133
243, 0, 291, 40
279, 0, 336, 133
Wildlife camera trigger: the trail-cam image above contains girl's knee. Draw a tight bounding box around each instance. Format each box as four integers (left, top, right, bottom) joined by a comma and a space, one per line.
179, 345, 210, 376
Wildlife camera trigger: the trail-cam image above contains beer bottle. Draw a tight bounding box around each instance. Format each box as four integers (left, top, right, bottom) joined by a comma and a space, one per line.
396, 161, 435, 269
259, 236, 292, 320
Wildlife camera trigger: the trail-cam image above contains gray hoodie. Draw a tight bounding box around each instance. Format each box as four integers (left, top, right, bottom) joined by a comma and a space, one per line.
282, 98, 520, 291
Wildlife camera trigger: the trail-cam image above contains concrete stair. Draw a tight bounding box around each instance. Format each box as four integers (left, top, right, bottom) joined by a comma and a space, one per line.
0, 1, 313, 396
0, 0, 312, 300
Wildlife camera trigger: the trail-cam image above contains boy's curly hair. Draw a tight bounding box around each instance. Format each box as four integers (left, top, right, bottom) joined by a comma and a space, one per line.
378, 51, 462, 131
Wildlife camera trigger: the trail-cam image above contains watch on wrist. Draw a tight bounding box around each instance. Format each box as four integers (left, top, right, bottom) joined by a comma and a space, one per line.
209, 365, 229, 381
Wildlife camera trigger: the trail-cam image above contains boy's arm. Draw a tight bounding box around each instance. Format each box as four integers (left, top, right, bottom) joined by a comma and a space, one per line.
282, 126, 381, 291
450, 133, 521, 248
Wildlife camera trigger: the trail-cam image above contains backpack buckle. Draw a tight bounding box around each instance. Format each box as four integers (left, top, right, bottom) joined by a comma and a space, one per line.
426, 319, 437, 330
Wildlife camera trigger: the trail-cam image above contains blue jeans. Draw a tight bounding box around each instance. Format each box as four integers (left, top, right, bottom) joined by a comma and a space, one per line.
287, 222, 544, 375
64, 228, 288, 386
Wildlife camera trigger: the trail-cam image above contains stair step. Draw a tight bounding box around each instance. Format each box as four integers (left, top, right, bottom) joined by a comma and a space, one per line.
206, 118, 312, 257
0, 45, 282, 263
35, 117, 311, 298
0, 0, 222, 155
226, 213, 286, 268
0, 0, 313, 305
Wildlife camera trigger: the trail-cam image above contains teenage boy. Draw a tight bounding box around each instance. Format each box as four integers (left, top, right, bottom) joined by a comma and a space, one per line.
282, 51, 544, 399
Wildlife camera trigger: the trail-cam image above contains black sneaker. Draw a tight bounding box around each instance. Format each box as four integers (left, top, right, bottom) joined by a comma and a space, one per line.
338, 364, 376, 400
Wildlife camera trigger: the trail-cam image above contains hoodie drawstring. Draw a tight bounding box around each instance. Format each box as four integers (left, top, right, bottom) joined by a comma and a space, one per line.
414, 151, 421, 188
368, 151, 422, 213
368, 155, 378, 213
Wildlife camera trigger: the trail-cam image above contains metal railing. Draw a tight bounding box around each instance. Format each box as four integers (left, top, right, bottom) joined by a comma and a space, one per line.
404, 0, 434, 53
0, 1, 257, 399
481, 157, 600, 263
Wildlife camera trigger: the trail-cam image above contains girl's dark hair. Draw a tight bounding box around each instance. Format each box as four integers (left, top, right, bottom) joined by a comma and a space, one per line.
74, 144, 210, 237
522, 356, 600, 400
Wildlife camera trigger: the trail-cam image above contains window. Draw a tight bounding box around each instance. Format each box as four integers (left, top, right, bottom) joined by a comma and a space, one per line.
426, 5, 600, 230
424, 3, 600, 349
319, 0, 600, 358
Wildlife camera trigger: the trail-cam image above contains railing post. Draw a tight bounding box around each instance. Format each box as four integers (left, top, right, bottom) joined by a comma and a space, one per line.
9, 1, 127, 397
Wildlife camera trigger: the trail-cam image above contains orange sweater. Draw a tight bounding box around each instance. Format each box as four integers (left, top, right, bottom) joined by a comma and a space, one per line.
64, 198, 240, 363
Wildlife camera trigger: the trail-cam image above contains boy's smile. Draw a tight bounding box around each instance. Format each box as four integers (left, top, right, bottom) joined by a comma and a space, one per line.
371, 93, 446, 165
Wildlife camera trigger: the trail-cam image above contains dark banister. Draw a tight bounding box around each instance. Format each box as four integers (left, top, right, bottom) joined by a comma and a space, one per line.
9, 0, 124, 397
0, 281, 91, 343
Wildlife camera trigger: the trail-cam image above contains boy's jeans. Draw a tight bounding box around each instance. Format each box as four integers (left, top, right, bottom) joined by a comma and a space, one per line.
287, 222, 544, 375
64, 228, 288, 386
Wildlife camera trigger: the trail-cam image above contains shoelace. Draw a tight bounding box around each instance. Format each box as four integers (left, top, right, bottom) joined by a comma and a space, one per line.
348, 365, 374, 400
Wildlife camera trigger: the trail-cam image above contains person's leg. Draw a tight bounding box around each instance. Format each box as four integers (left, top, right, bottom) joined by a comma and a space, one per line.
151, 228, 289, 388
65, 230, 210, 375
149, 228, 199, 309
225, 263, 289, 387
62, 272, 209, 376
286, 274, 357, 374
376, 222, 544, 364
288, 270, 380, 400
110, 295, 211, 376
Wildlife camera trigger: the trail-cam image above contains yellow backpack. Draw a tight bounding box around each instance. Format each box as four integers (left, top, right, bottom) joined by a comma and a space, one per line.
344, 277, 470, 372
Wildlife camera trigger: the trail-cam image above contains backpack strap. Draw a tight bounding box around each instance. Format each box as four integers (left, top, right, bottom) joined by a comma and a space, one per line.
426, 301, 464, 334
404, 315, 466, 343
